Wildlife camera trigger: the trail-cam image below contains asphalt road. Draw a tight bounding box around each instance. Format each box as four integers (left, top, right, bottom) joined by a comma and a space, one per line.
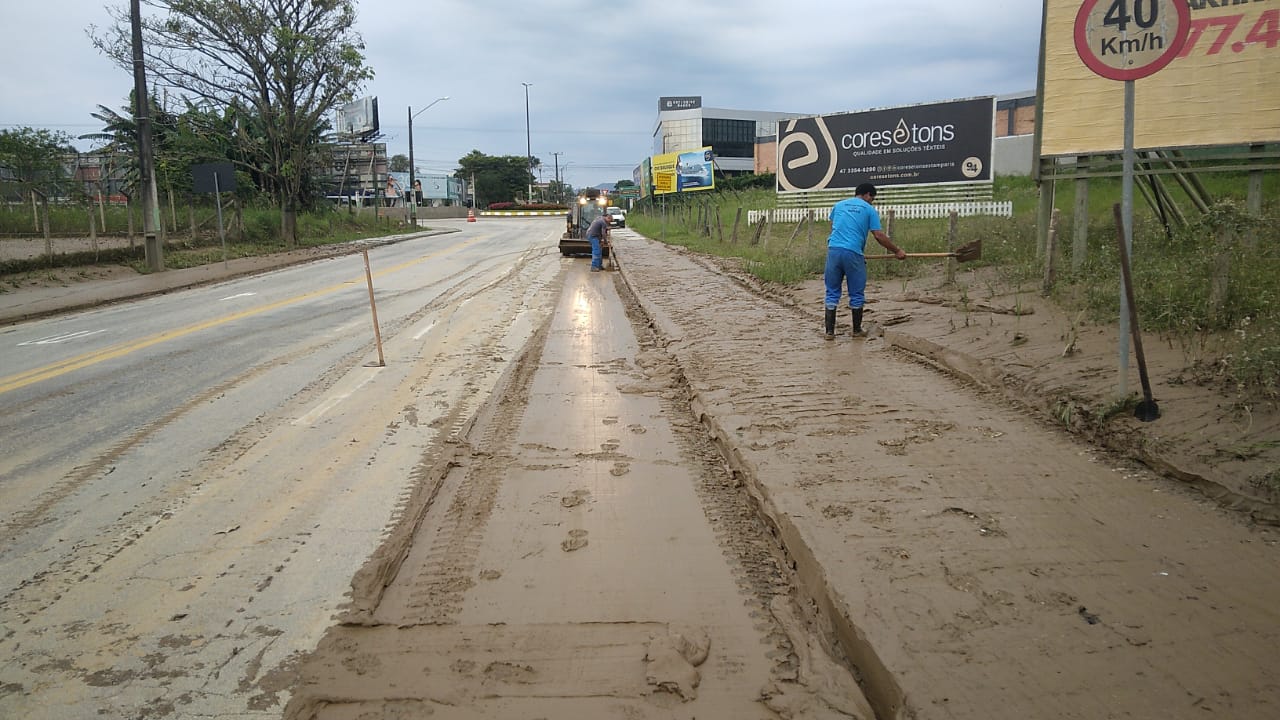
0, 218, 569, 718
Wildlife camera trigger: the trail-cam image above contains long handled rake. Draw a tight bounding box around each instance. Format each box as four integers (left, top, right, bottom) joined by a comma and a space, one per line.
865, 239, 982, 263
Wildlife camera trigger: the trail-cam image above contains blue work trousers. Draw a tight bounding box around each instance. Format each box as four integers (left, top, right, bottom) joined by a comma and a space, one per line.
589, 235, 603, 269
824, 247, 867, 309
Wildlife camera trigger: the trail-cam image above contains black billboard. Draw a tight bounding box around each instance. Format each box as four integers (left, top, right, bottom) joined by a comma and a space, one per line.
660, 96, 702, 112
776, 97, 994, 193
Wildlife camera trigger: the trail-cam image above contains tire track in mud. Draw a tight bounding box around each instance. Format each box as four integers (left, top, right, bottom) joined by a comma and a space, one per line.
386, 320, 546, 625
336, 247, 563, 623
613, 277, 805, 684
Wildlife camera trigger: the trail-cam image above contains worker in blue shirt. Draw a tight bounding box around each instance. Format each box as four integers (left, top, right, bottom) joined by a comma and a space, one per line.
824, 183, 906, 338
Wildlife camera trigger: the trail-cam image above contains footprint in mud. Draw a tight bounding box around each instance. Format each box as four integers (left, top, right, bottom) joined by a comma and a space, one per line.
484, 661, 537, 683
478, 569, 502, 581
561, 489, 591, 508
610, 462, 631, 477
603, 416, 619, 426
601, 440, 621, 453
561, 529, 589, 552
627, 424, 647, 434
341, 653, 382, 676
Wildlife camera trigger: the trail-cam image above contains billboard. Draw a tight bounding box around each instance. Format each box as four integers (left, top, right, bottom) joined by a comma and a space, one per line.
776, 97, 994, 193
651, 147, 715, 195
1040, 0, 1280, 156
634, 160, 650, 200
336, 97, 379, 138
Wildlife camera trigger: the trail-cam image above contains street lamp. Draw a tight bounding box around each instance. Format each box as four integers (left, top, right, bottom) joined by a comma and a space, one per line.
408, 95, 449, 225
521, 82, 533, 203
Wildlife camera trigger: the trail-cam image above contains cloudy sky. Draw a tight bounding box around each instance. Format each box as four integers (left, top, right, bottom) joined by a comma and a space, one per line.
1, 1, 1042, 191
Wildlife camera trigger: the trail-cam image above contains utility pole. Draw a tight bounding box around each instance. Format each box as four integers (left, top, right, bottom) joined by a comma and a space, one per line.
521, 82, 533, 202
130, 0, 163, 271
407, 96, 449, 226
551, 152, 563, 203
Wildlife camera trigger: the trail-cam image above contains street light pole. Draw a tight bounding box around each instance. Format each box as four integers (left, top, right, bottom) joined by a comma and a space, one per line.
408, 96, 449, 226
522, 82, 533, 203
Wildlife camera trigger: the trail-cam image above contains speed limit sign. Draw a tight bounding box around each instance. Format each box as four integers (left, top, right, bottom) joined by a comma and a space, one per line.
1074, 0, 1190, 81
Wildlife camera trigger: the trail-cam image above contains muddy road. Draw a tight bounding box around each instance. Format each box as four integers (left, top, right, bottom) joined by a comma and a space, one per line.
2, 219, 1278, 719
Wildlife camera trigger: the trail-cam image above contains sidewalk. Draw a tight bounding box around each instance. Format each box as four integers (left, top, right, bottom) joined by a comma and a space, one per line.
0, 234, 438, 326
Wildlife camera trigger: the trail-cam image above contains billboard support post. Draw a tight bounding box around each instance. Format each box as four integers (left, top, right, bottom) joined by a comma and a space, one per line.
1119, 80, 1135, 396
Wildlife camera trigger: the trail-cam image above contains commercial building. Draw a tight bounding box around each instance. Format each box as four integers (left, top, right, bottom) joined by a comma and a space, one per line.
653, 96, 805, 177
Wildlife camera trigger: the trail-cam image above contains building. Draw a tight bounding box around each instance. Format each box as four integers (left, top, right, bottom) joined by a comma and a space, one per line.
653, 96, 805, 177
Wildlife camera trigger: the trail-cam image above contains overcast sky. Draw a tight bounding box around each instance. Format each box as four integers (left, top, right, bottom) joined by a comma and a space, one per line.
0, 1, 1041, 191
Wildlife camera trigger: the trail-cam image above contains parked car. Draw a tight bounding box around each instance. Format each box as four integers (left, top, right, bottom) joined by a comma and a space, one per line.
606, 206, 626, 228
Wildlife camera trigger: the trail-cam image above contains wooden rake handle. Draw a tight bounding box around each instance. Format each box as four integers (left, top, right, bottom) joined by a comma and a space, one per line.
865, 252, 958, 259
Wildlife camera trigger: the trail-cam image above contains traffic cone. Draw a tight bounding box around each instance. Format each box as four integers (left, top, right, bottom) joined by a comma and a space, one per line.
467, 208, 476, 223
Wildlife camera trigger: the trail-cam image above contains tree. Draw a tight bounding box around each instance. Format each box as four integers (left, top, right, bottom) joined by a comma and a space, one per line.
0, 127, 75, 230
455, 151, 536, 207
389, 154, 410, 173
92, 0, 373, 246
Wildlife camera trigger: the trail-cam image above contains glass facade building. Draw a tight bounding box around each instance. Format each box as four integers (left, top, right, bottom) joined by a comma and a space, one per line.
653, 100, 803, 175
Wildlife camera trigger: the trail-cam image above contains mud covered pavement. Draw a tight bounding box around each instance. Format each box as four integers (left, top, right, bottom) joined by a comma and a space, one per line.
286, 229, 1280, 719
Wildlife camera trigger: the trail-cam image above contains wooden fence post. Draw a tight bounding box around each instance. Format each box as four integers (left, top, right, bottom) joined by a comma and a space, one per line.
731, 207, 742, 244
1073, 159, 1089, 272
1043, 208, 1060, 296
752, 213, 768, 246
41, 193, 52, 264
946, 210, 958, 286
1209, 228, 1234, 320
89, 206, 99, 261
785, 214, 806, 250
127, 195, 136, 249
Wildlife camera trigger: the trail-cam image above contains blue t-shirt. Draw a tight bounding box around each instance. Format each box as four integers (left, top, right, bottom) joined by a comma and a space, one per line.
827, 197, 881, 254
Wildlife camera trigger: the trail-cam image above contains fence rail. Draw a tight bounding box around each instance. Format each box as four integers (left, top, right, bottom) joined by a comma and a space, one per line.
747, 201, 1013, 225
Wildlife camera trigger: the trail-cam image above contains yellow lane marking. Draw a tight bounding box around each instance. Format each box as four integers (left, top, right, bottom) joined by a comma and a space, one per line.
0, 236, 488, 395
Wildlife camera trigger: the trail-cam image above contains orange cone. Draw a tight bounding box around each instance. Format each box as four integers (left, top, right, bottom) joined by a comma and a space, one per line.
467, 208, 476, 223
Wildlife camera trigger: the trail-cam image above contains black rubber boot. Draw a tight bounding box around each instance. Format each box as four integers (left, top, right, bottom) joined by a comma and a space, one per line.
851, 307, 865, 337
824, 308, 836, 340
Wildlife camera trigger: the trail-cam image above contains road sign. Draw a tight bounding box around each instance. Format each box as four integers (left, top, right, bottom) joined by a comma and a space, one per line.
1074, 0, 1190, 81
654, 172, 676, 194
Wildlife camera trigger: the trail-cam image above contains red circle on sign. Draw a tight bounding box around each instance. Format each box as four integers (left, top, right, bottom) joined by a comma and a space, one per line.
1074, 0, 1190, 81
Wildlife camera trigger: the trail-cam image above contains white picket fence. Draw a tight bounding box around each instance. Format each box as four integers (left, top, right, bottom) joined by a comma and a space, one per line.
746, 201, 1013, 225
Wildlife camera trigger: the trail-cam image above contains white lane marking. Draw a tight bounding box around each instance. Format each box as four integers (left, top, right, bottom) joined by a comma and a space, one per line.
18, 330, 108, 346
292, 370, 379, 426
413, 321, 437, 341
220, 292, 257, 301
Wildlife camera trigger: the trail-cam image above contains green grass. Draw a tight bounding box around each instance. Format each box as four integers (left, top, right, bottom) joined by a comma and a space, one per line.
122, 208, 415, 272
628, 173, 1280, 401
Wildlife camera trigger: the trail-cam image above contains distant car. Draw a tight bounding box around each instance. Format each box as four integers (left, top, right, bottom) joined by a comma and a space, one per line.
606, 206, 626, 228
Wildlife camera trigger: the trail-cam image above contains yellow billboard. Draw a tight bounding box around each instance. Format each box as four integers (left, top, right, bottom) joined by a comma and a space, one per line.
1040, 0, 1280, 156
650, 147, 715, 195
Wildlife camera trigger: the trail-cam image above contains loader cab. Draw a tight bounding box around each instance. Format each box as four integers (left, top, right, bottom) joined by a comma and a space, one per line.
560, 190, 612, 259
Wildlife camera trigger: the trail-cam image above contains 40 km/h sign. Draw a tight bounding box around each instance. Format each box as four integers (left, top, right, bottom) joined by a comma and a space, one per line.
1074, 0, 1190, 80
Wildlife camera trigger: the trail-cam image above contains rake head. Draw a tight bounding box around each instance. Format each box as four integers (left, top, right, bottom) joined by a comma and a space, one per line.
953, 239, 982, 263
